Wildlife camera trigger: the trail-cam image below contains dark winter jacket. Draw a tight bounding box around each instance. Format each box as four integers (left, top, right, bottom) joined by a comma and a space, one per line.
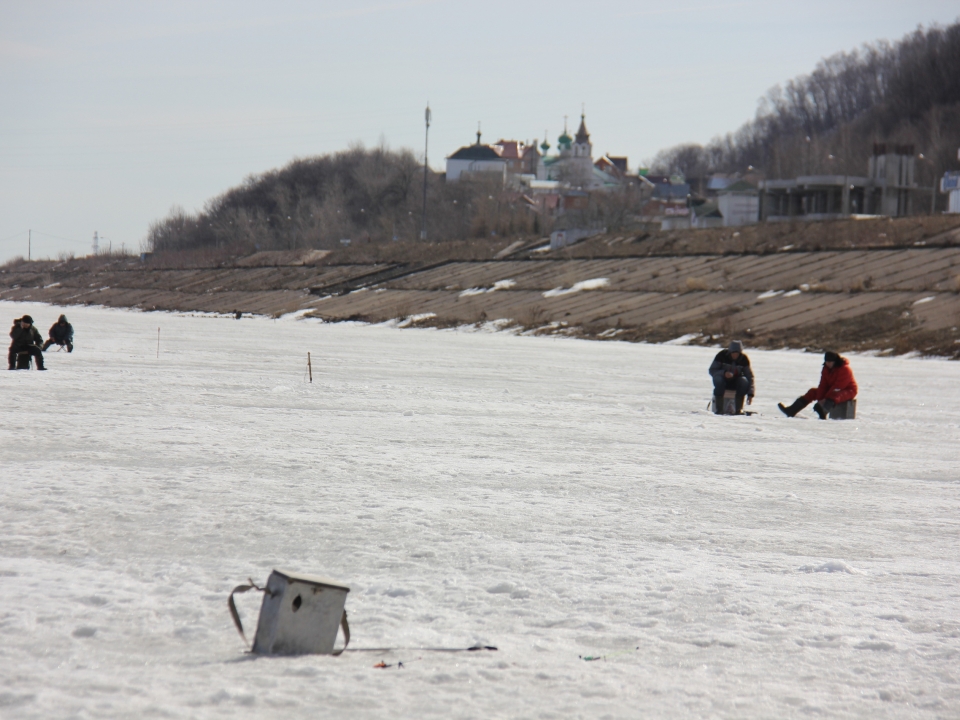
48, 319, 73, 345
709, 349, 755, 396
813, 357, 858, 404
9, 323, 44, 351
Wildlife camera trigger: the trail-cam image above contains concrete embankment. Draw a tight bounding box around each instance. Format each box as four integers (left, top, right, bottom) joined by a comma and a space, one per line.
3, 221, 960, 357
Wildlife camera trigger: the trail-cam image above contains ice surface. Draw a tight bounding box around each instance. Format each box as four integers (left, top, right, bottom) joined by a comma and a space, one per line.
2, 300, 960, 718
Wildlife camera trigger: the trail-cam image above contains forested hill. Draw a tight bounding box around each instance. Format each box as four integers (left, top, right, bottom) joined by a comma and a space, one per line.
651, 21, 960, 190
146, 146, 538, 256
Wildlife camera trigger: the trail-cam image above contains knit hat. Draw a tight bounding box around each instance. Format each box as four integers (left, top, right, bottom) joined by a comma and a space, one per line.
20, 315, 33, 324
728, 340, 743, 353
824, 351, 841, 364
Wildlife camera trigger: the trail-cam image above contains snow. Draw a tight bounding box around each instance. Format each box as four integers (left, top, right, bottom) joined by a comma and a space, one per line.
396, 313, 436, 327
663, 333, 700, 345
542, 278, 610, 298
756, 290, 783, 300
458, 280, 515, 298
2, 300, 960, 719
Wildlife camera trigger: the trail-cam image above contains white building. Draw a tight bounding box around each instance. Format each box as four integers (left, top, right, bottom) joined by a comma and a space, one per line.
445, 131, 507, 183
717, 180, 759, 226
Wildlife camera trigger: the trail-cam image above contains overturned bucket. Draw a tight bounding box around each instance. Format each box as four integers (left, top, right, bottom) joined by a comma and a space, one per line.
229, 569, 350, 655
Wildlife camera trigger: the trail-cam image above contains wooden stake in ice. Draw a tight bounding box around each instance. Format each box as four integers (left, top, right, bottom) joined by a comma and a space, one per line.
307, 352, 312, 383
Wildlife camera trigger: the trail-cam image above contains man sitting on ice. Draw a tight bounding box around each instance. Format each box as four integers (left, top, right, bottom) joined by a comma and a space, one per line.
42, 314, 74, 352
8, 315, 46, 370
778, 351, 858, 419
708, 340, 755, 414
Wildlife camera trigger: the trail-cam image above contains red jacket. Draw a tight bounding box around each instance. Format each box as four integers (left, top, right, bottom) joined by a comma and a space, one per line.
815, 358, 858, 404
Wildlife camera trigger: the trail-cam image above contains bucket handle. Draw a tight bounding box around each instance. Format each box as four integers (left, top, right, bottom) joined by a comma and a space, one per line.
228, 580, 350, 655
332, 609, 350, 656
228, 578, 268, 647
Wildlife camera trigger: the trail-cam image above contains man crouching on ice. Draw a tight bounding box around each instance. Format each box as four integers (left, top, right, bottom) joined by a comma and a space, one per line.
8, 315, 46, 370
709, 340, 755, 414
778, 351, 858, 419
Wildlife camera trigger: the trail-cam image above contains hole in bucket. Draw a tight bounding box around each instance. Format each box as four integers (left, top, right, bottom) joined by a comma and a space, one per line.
292, 595, 302, 612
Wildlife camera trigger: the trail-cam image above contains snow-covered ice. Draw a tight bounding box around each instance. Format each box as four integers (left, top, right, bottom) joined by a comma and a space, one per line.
2, 300, 959, 719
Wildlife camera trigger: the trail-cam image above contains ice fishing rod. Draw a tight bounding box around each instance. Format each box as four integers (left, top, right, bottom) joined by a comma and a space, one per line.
356, 644, 498, 669
348, 644, 497, 654
373, 658, 420, 669
580, 646, 640, 662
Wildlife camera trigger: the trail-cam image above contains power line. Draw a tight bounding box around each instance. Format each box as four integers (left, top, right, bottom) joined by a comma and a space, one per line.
30, 230, 89, 245
0, 229, 89, 246
0, 230, 29, 244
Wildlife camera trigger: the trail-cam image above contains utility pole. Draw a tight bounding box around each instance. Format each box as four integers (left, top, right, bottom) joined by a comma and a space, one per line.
421, 104, 431, 241
931, 157, 938, 215
92, 231, 99, 255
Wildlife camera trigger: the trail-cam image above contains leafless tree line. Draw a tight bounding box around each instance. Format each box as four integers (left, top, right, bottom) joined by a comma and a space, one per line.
146, 144, 557, 255
649, 21, 960, 202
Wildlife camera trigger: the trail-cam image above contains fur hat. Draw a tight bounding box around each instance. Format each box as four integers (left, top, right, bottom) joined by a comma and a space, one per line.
824, 351, 841, 364
20, 315, 33, 324
728, 340, 743, 353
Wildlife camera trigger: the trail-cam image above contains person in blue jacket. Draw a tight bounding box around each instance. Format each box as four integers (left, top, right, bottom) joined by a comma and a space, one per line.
709, 340, 755, 414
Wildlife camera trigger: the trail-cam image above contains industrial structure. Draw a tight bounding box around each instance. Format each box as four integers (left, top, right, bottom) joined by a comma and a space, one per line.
759, 145, 918, 221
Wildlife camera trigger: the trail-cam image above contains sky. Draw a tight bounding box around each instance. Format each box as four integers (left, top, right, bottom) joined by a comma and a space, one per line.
1, 1, 958, 262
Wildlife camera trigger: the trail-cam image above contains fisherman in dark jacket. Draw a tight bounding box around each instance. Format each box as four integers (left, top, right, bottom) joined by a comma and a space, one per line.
8, 315, 46, 370
708, 340, 754, 414
42, 314, 74, 352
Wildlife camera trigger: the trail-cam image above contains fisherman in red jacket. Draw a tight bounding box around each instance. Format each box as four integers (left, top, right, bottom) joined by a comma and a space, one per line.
778, 351, 858, 419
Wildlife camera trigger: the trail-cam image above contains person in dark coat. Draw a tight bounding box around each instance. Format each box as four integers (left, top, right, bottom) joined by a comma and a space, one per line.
42, 314, 74, 352
8, 315, 46, 370
708, 340, 755, 414
779, 351, 858, 419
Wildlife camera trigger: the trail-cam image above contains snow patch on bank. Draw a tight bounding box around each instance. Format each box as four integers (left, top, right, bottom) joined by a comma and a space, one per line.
542, 278, 609, 297
664, 333, 700, 345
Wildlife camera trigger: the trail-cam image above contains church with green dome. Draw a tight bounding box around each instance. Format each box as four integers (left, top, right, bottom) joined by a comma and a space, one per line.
542, 113, 622, 190
445, 112, 626, 192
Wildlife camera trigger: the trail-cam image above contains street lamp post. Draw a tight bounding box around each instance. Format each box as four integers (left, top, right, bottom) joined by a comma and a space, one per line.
919, 153, 938, 215
421, 104, 431, 241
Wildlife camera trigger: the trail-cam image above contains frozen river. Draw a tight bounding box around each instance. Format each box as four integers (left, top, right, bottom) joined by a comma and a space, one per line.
1, 301, 959, 719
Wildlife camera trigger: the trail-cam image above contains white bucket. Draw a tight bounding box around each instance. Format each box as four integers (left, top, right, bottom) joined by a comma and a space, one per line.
230, 569, 350, 656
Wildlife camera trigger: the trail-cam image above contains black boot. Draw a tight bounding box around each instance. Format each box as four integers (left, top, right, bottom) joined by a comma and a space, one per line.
778, 397, 811, 417
813, 402, 826, 419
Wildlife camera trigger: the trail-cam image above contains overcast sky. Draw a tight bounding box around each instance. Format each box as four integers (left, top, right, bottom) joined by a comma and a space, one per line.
1, 1, 957, 262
